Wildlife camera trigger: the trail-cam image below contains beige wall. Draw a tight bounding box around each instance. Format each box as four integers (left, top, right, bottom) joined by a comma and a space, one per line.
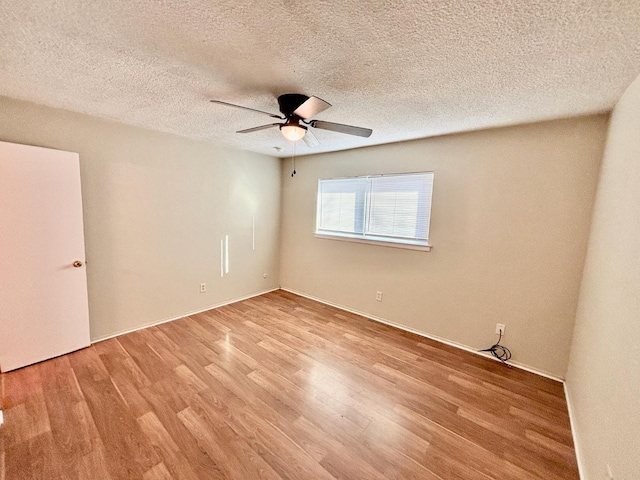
280, 116, 607, 378
566, 76, 640, 478
0, 97, 281, 340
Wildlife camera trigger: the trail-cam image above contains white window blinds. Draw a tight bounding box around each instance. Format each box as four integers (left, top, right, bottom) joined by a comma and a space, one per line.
316, 172, 434, 248
316, 177, 367, 234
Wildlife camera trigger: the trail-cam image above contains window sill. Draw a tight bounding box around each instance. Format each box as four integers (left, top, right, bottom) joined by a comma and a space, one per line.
314, 233, 432, 251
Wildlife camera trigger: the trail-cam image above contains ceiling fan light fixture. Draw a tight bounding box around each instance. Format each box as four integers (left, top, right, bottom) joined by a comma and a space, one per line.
280, 123, 306, 141
210, 94, 373, 145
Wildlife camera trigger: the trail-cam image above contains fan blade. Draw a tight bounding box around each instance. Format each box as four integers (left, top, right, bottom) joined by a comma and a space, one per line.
310, 120, 372, 137
237, 123, 281, 133
210, 100, 283, 119
293, 96, 331, 119
302, 127, 320, 147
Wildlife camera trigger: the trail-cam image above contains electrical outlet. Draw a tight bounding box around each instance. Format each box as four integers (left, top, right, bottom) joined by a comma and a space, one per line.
200, 283, 207, 293
495, 323, 506, 336
376, 291, 383, 302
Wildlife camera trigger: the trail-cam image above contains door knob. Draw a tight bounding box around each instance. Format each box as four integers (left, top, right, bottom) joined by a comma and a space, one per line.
72, 260, 83, 268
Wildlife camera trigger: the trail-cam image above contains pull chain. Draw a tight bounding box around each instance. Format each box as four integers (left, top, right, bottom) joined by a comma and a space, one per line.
291, 141, 297, 177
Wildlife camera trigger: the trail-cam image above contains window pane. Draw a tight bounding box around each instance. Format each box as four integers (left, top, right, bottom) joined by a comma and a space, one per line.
367, 173, 433, 241
321, 192, 357, 232
317, 178, 367, 234
368, 190, 420, 237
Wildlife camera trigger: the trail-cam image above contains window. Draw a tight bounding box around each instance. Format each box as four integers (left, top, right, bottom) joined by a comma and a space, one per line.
315, 172, 434, 250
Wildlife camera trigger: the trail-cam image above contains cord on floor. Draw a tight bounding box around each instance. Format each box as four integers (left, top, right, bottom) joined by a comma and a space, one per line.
479, 331, 512, 367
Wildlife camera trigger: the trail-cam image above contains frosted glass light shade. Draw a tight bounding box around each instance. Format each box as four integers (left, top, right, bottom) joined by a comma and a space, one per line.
280, 124, 306, 141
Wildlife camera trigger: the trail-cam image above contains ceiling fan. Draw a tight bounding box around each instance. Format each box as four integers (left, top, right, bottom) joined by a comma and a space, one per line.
210, 94, 372, 147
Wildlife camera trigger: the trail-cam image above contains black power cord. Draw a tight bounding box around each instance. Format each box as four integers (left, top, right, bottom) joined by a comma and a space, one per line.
479, 331, 512, 367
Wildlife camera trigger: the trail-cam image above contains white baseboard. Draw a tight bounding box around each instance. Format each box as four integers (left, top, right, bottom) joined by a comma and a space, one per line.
90, 287, 280, 344
280, 287, 564, 383
563, 382, 585, 479
91, 285, 565, 382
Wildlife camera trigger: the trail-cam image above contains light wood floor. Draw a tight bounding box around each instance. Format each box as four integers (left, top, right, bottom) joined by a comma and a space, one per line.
1, 290, 579, 479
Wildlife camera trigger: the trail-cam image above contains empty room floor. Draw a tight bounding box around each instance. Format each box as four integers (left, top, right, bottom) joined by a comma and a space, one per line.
0, 290, 579, 479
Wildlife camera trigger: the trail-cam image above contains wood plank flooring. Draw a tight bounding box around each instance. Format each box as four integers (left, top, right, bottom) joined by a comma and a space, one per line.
0, 290, 579, 479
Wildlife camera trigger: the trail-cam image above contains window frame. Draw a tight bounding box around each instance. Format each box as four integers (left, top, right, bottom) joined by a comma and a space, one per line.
314, 171, 434, 251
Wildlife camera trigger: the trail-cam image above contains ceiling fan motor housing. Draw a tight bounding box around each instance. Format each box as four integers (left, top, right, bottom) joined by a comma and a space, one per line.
277, 94, 310, 117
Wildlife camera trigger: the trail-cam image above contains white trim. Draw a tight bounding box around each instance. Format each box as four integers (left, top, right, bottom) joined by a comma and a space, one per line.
280, 287, 564, 382
90, 288, 280, 344
563, 382, 585, 479
321, 170, 436, 181
314, 233, 432, 251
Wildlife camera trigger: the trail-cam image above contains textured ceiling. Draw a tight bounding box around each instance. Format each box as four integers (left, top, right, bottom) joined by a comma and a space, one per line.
1, 1, 639, 158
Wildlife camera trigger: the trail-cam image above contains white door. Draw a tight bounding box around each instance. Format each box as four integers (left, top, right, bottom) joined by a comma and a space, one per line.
0, 141, 90, 372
